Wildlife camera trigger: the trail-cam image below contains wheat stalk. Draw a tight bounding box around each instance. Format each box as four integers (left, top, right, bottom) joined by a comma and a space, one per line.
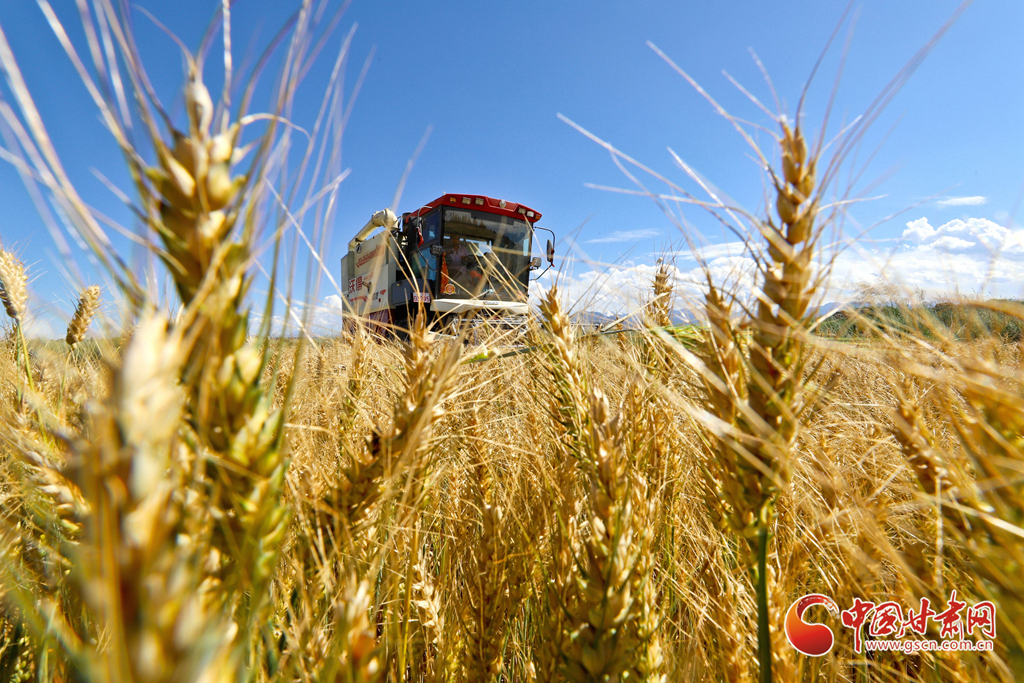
105, 27, 303, 637
700, 555, 752, 683
410, 549, 445, 683
557, 389, 664, 683
738, 122, 823, 683
5, 314, 236, 682
746, 122, 817, 507
461, 404, 526, 683
685, 121, 825, 683
331, 576, 384, 683
534, 286, 588, 683
698, 283, 758, 543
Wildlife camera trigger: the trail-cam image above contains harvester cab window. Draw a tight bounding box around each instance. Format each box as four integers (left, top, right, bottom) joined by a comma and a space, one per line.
422, 211, 440, 243
440, 208, 531, 301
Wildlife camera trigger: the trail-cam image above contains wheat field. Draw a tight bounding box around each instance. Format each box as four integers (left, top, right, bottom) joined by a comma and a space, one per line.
1, 2, 1022, 682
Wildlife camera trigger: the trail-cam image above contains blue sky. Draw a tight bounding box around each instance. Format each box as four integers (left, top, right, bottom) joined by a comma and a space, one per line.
0, 0, 1021, 334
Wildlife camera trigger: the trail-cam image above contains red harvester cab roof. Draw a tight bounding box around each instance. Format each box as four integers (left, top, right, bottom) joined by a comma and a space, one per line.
403, 193, 541, 223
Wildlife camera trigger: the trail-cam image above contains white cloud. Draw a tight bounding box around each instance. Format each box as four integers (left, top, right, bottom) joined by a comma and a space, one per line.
551, 214, 1024, 313
903, 218, 936, 241
902, 217, 1022, 250
528, 255, 757, 316
945, 218, 1024, 252
940, 219, 970, 233
967, 219, 1024, 251
937, 196, 987, 207
829, 216, 1024, 299
586, 229, 661, 244
929, 236, 975, 250
674, 241, 750, 262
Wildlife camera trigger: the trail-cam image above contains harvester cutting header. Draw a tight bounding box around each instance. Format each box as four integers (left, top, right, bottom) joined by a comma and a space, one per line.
341, 193, 555, 332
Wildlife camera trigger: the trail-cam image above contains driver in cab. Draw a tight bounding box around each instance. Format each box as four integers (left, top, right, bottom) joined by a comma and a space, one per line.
446, 235, 482, 287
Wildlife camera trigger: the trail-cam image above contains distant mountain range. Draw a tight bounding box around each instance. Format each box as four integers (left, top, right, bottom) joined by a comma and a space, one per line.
569, 309, 696, 329
568, 302, 848, 329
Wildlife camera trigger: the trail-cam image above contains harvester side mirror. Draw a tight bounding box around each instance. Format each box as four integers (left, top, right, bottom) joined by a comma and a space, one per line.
407, 217, 424, 246
530, 256, 542, 270
430, 244, 444, 257
546, 239, 555, 265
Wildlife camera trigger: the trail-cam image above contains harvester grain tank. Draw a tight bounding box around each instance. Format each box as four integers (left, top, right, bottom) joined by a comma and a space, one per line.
341, 193, 555, 332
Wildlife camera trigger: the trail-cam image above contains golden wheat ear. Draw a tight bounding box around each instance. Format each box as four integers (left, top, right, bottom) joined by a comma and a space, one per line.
65, 286, 101, 347
550, 388, 665, 682
650, 263, 673, 328
15, 314, 237, 682
538, 286, 589, 460
0, 249, 36, 391
459, 403, 529, 683
0, 251, 27, 323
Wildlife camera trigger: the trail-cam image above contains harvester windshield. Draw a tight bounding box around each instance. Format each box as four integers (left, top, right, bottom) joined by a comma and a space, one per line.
439, 208, 531, 302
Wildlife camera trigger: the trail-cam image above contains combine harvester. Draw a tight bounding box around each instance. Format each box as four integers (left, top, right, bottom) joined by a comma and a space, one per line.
341, 193, 555, 336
